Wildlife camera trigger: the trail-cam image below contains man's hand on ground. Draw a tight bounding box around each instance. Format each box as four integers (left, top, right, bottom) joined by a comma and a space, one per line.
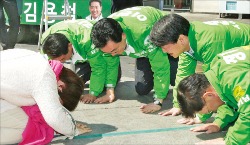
177, 116, 202, 125
158, 107, 181, 116
140, 103, 161, 113
190, 123, 220, 134
80, 94, 96, 104
94, 88, 115, 103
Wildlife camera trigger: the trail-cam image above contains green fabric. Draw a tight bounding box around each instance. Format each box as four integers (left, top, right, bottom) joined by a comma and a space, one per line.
41, 19, 95, 60
173, 21, 250, 108
108, 6, 170, 99
173, 53, 197, 107
196, 112, 213, 122
205, 46, 250, 145
103, 56, 120, 87
225, 101, 250, 145
214, 105, 238, 129
41, 19, 107, 96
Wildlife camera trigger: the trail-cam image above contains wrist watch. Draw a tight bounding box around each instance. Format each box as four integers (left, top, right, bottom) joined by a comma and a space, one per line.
106, 87, 114, 90
153, 98, 162, 107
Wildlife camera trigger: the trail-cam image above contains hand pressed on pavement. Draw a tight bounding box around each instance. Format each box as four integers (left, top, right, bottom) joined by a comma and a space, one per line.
158, 107, 181, 116
140, 103, 161, 113
190, 123, 220, 134
94, 88, 115, 103
76, 122, 92, 135
177, 116, 202, 125
80, 94, 96, 104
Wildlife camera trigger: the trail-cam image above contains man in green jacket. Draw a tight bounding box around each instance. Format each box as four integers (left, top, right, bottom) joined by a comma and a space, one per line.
91, 6, 178, 113
176, 45, 250, 145
149, 14, 250, 118
41, 19, 120, 104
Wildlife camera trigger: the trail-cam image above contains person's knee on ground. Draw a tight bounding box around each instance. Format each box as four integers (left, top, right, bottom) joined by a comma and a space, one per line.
75, 62, 91, 83
135, 58, 154, 95
75, 62, 121, 92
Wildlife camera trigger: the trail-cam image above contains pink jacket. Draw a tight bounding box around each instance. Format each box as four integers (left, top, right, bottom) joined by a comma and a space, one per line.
19, 60, 63, 145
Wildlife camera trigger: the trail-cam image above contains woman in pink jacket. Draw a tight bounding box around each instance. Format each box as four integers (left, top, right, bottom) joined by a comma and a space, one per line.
0, 49, 91, 144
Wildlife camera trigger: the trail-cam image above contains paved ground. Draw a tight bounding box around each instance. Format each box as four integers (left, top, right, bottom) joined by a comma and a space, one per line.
6, 12, 249, 145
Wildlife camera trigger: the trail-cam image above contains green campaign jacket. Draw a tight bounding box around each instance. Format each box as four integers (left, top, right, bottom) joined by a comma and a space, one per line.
173, 21, 250, 108
108, 6, 170, 100
41, 19, 119, 96
205, 46, 250, 145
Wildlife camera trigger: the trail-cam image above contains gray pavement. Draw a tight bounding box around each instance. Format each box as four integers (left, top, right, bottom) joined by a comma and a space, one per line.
11, 12, 250, 145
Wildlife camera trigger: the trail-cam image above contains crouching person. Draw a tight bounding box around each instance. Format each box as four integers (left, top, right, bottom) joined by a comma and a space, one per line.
0, 49, 91, 144
177, 45, 250, 144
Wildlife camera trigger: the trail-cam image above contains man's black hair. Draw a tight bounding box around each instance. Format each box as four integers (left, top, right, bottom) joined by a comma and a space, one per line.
177, 73, 210, 118
42, 33, 69, 59
91, 18, 123, 48
89, 0, 102, 6
149, 14, 190, 47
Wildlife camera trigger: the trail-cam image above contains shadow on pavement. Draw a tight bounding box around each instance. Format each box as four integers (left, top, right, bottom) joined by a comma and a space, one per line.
196, 131, 227, 141
50, 122, 118, 145
83, 80, 175, 114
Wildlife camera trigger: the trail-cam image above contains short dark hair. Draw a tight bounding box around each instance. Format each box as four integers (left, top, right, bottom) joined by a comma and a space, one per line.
91, 18, 123, 48
177, 73, 210, 118
89, 0, 102, 6
59, 67, 84, 111
149, 14, 190, 47
42, 33, 70, 59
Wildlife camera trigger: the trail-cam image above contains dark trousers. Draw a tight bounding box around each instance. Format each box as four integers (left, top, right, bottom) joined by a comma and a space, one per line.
0, 0, 20, 49
135, 55, 178, 95
75, 62, 122, 85
111, 0, 143, 13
